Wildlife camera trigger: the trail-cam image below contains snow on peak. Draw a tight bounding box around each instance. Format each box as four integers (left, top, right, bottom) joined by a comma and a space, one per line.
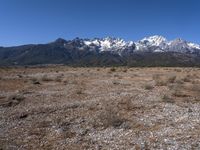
140, 35, 167, 46
82, 35, 200, 53
83, 37, 134, 52
188, 43, 200, 50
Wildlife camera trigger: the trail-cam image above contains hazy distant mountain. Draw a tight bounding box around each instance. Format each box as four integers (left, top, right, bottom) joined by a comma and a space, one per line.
0, 35, 200, 67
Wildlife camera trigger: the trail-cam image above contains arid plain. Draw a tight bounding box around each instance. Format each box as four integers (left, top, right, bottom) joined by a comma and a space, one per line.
0, 66, 200, 149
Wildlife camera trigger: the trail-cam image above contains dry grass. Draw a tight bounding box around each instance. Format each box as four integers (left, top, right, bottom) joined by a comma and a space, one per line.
110, 67, 116, 72
1, 66, 200, 149
0, 93, 25, 107
162, 94, 174, 103
144, 84, 154, 90
41, 74, 54, 82
98, 101, 124, 128
167, 75, 176, 83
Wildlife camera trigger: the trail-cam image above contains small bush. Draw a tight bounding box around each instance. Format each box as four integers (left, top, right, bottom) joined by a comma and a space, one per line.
144, 84, 154, 90
153, 74, 167, 86
55, 75, 63, 82
30, 77, 41, 84
167, 75, 176, 83
182, 75, 192, 82
123, 69, 127, 73
76, 89, 83, 95
175, 79, 184, 84
163, 94, 174, 103
191, 84, 200, 92
174, 69, 182, 72
110, 67, 116, 72
98, 101, 124, 128
3, 94, 25, 107
113, 80, 120, 85
152, 74, 161, 81
41, 75, 54, 82
155, 80, 167, 86
173, 90, 188, 97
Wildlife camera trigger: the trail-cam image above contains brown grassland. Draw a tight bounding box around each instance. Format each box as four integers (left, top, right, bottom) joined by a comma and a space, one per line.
0, 66, 200, 149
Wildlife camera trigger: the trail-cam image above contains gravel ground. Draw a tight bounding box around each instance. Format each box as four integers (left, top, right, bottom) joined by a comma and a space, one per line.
0, 66, 200, 150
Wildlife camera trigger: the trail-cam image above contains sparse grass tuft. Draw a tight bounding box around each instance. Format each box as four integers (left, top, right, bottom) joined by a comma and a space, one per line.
173, 90, 188, 97
41, 74, 54, 82
167, 75, 176, 83
98, 101, 124, 128
1, 94, 25, 107
54, 75, 63, 82
144, 84, 154, 90
162, 94, 174, 103
110, 67, 116, 72
182, 74, 192, 82
153, 74, 167, 86
174, 68, 182, 72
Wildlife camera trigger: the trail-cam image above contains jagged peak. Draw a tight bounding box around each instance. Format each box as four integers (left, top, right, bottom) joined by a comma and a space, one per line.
141, 35, 167, 42
172, 38, 187, 43
54, 38, 67, 44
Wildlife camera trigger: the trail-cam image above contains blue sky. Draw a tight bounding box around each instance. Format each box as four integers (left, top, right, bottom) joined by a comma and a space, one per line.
0, 0, 199, 46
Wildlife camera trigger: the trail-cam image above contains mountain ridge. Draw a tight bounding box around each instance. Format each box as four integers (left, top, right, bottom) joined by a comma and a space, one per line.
0, 35, 200, 67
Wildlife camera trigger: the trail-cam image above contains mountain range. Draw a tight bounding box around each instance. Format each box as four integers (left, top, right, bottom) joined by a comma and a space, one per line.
1, 35, 200, 67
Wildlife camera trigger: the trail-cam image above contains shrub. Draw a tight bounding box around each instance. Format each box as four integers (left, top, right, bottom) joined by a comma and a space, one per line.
162, 94, 174, 103
76, 89, 83, 95
98, 101, 124, 128
144, 84, 154, 90
55, 75, 63, 82
110, 67, 116, 72
173, 90, 188, 97
182, 75, 192, 82
41, 74, 54, 82
122, 68, 127, 73
3, 94, 25, 107
155, 80, 167, 86
167, 75, 176, 83
174, 68, 182, 72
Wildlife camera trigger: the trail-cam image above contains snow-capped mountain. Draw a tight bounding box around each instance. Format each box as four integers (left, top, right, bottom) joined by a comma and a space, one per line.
135, 35, 200, 53
65, 35, 200, 54
1, 35, 200, 67
83, 37, 135, 54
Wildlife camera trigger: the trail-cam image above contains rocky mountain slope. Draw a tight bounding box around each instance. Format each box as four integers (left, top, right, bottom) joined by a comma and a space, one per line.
0, 35, 200, 66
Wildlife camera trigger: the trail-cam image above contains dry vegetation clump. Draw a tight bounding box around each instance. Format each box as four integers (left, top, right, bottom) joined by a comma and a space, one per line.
97, 100, 124, 128
174, 68, 182, 72
174, 79, 184, 84
54, 74, 64, 82
110, 67, 116, 72
153, 74, 167, 86
173, 90, 188, 98
73, 80, 86, 95
167, 75, 176, 83
76, 88, 83, 95
112, 80, 120, 85
162, 94, 174, 103
41, 74, 54, 82
1, 93, 25, 107
153, 74, 177, 86
30, 77, 41, 85
182, 74, 192, 82
118, 96, 136, 111
144, 83, 154, 90
191, 83, 200, 92
122, 68, 128, 73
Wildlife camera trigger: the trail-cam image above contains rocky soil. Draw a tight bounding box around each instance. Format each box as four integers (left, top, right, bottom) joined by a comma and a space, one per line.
0, 66, 200, 150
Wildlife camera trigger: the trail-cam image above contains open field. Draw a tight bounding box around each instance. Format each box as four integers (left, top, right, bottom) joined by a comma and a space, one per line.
0, 66, 200, 150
